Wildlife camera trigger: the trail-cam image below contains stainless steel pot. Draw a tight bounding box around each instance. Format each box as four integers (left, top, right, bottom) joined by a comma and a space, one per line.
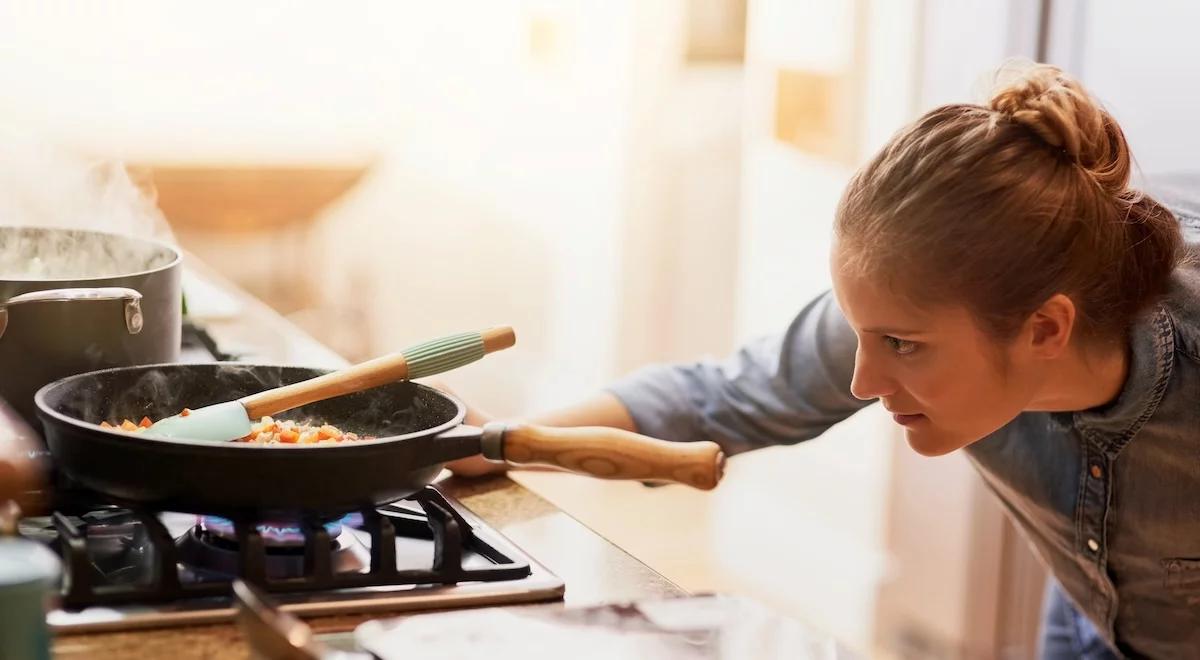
0, 226, 181, 425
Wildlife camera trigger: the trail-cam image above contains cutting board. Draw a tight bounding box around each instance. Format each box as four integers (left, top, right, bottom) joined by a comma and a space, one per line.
354, 594, 860, 660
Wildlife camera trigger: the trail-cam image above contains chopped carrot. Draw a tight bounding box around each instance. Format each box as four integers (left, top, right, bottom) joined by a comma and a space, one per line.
120, 420, 139, 432
139, 416, 153, 428
278, 429, 300, 443
180, 408, 192, 417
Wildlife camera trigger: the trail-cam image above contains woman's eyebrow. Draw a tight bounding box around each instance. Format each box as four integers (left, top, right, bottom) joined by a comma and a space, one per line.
861, 326, 926, 335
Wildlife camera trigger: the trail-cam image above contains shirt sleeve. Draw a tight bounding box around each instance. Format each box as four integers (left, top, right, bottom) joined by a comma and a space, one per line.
606, 289, 868, 455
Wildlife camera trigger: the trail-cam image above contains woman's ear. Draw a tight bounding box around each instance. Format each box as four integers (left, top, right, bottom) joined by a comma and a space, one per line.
1027, 293, 1076, 358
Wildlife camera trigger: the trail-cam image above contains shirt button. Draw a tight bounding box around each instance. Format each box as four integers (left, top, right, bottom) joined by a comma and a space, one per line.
1090, 464, 1103, 479
1087, 538, 1100, 553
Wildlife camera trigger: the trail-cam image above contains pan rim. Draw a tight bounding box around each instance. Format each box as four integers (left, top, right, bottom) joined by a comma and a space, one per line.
33, 361, 468, 450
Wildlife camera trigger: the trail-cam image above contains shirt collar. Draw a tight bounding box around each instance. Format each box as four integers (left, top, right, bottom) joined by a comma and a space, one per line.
1071, 305, 1175, 450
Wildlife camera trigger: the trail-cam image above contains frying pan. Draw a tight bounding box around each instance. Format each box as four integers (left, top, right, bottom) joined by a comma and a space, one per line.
34, 363, 724, 517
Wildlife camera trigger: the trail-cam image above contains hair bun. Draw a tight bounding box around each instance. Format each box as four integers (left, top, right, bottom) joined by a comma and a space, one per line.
989, 62, 1130, 195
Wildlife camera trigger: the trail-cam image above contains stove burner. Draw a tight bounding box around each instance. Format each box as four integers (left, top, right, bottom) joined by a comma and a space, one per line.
178, 514, 367, 580
196, 513, 363, 548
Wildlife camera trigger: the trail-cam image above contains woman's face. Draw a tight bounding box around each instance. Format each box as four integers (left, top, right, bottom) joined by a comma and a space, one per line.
831, 247, 1043, 456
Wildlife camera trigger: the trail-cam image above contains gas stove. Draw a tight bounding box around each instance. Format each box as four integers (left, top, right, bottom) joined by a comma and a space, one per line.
20, 321, 564, 633
27, 485, 563, 633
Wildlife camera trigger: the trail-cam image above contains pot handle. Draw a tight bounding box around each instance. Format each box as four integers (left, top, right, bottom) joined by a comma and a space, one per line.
0, 287, 143, 340
480, 422, 725, 490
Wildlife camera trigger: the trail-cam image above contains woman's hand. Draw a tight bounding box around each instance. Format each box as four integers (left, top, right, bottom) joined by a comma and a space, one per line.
417, 377, 509, 478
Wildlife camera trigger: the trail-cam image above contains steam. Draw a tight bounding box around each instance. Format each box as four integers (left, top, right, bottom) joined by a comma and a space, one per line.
0, 131, 177, 279
96, 364, 283, 425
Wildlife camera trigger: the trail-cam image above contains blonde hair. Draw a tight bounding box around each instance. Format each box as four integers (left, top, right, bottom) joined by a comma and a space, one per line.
835, 63, 1181, 341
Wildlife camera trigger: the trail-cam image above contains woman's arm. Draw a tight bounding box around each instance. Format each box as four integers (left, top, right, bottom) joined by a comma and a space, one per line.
606, 289, 866, 455
438, 289, 865, 476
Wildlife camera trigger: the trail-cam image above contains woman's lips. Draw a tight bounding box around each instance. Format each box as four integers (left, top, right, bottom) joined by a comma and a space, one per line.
892, 413, 926, 426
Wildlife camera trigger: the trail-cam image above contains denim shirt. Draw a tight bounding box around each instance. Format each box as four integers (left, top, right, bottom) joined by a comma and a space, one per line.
608, 180, 1200, 658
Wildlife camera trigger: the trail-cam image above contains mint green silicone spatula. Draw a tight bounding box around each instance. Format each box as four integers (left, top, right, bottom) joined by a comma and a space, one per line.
147, 326, 515, 442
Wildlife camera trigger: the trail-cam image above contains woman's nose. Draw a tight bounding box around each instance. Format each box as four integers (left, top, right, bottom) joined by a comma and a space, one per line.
850, 350, 896, 401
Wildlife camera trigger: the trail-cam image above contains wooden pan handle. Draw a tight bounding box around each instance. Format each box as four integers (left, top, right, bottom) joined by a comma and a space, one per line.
491, 423, 725, 490
242, 326, 516, 420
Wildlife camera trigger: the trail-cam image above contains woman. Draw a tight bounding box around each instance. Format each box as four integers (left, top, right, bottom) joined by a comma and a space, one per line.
439, 64, 1200, 658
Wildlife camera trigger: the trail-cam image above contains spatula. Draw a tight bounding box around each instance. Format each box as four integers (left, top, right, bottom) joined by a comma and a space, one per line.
147, 326, 515, 442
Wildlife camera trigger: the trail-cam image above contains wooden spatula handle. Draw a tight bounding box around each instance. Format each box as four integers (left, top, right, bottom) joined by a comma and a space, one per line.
494, 423, 725, 490
480, 327, 516, 353
241, 326, 515, 420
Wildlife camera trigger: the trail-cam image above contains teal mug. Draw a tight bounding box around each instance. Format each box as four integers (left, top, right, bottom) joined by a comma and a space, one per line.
0, 537, 60, 660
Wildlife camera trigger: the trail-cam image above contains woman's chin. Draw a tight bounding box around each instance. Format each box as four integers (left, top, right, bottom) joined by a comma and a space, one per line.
902, 426, 962, 457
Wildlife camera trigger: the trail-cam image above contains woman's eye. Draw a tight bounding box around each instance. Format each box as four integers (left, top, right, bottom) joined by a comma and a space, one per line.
884, 336, 918, 355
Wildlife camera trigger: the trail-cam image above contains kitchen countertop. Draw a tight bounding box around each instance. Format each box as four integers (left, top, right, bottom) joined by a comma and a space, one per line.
53, 260, 685, 660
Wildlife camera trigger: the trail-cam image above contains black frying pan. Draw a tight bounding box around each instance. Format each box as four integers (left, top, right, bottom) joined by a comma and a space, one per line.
33, 363, 724, 517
